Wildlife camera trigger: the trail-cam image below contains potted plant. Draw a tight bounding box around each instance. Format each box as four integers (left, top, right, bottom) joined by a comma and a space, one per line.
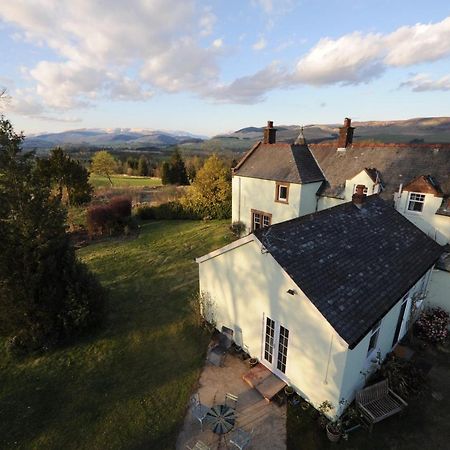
317, 400, 333, 429
284, 385, 294, 397
326, 419, 343, 442
249, 357, 258, 368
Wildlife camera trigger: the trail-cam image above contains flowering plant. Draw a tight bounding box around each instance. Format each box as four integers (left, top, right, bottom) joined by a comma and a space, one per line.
415, 307, 449, 343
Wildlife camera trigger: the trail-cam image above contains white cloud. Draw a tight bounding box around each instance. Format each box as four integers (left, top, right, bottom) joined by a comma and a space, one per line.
206, 62, 287, 104
199, 8, 216, 37
212, 38, 223, 49
294, 16, 450, 86
400, 73, 450, 92
0, 0, 215, 110
252, 36, 267, 51
295, 32, 385, 85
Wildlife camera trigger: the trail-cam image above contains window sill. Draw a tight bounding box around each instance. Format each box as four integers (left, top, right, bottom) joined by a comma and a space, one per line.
275, 199, 289, 204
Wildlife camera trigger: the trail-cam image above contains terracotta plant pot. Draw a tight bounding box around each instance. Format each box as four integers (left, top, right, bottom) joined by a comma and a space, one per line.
326, 423, 341, 442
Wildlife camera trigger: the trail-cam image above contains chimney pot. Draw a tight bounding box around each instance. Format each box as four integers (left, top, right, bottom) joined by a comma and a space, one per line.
352, 184, 366, 206
338, 116, 355, 148
263, 120, 277, 144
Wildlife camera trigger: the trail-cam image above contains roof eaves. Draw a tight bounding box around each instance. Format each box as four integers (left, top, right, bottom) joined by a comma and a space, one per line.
195, 234, 255, 264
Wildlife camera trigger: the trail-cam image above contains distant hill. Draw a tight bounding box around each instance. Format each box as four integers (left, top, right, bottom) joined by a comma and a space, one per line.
23, 128, 208, 151
24, 117, 450, 155
212, 117, 450, 152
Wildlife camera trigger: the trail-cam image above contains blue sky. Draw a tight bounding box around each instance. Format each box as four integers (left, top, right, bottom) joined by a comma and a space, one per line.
1, 0, 450, 136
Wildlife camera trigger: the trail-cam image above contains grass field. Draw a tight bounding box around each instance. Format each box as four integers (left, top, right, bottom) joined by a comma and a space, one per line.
0, 220, 233, 450
89, 174, 162, 188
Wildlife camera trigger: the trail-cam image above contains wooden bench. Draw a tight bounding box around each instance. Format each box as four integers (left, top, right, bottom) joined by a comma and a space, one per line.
356, 379, 407, 432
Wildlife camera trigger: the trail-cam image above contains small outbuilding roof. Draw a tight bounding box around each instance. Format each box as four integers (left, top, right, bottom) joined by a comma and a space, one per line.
254, 196, 443, 348
233, 142, 325, 184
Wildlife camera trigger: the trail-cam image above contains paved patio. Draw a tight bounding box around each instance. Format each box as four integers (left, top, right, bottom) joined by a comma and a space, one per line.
177, 353, 287, 449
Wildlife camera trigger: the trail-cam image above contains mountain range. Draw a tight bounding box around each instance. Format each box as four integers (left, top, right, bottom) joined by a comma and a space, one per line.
23, 128, 208, 150
23, 117, 450, 153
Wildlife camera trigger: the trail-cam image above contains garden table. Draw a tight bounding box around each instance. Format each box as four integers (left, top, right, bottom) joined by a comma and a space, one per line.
205, 404, 236, 434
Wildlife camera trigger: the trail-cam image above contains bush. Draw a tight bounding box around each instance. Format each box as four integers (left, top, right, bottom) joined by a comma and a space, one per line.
87, 196, 133, 236
136, 201, 196, 220
87, 204, 114, 236
109, 195, 132, 218
230, 221, 246, 237
414, 307, 449, 343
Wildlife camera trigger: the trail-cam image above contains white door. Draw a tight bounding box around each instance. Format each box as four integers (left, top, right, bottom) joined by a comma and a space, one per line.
262, 315, 290, 376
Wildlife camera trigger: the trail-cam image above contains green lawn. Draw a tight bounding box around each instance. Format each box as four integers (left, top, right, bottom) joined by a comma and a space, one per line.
0, 220, 233, 450
89, 174, 162, 188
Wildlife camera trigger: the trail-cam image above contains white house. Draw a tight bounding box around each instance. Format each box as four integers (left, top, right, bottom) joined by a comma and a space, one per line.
309, 120, 450, 245
232, 121, 325, 234
197, 195, 442, 416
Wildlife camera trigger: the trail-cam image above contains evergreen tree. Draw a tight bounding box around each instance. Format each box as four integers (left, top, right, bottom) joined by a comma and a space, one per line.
161, 161, 171, 185
138, 155, 149, 176
37, 147, 92, 205
163, 148, 189, 185
0, 117, 104, 354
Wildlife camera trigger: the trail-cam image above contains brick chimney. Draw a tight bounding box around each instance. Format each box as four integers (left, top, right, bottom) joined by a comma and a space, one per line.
352, 184, 366, 207
338, 117, 355, 148
263, 120, 277, 144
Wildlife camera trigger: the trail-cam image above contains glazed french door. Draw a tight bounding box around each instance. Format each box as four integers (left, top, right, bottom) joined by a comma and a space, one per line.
263, 316, 289, 374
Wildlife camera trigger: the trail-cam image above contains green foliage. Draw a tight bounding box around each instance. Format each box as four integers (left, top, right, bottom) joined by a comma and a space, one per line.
91, 150, 117, 186
138, 155, 149, 176
0, 116, 104, 354
160, 148, 189, 185
37, 147, 92, 205
136, 201, 194, 220
180, 154, 231, 219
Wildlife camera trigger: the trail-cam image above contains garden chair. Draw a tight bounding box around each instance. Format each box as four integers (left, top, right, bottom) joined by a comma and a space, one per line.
224, 392, 239, 410
229, 428, 252, 450
207, 327, 233, 366
185, 440, 210, 450
190, 394, 210, 432
356, 379, 407, 432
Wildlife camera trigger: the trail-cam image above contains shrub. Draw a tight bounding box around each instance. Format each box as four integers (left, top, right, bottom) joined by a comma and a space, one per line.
87, 204, 114, 236
230, 221, 246, 237
136, 201, 197, 220
414, 307, 449, 343
109, 195, 132, 218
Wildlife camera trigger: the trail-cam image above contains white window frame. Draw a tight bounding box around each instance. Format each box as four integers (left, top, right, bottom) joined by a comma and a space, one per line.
407, 192, 425, 213
353, 184, 368, 195
367, 319, 382, 358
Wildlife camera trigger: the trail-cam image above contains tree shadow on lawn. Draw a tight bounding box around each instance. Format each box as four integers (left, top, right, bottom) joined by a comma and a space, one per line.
0, 319, 210, 450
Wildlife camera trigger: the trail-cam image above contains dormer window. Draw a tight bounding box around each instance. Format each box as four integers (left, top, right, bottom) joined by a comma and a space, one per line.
407, 192, 425, 213
275, 182, 289, 203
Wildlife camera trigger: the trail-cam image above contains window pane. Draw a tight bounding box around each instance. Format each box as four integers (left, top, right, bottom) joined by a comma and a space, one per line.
278, 185, 288, 200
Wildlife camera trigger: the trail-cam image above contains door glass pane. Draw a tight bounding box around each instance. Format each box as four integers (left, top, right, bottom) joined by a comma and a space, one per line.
264, 317, 275, 363
392, 299, 408, 347
277, 326, 289, 373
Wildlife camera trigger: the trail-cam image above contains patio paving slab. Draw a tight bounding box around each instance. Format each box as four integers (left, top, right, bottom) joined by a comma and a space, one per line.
177, 353, 286, 449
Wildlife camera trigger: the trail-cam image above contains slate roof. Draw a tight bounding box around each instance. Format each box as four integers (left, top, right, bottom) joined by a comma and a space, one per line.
309, 143, 450, 200
254, 196, 443, 348
233, 142, 325, 184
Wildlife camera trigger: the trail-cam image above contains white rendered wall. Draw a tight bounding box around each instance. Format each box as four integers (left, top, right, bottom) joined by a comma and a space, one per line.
339, 271, 431, 409
394, 191, 449, 245
427, 269, 450, 317
317, 170, 379, 212
232, 175, 321, 233
198, 238, 349, 414
317, 196, 345, 211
